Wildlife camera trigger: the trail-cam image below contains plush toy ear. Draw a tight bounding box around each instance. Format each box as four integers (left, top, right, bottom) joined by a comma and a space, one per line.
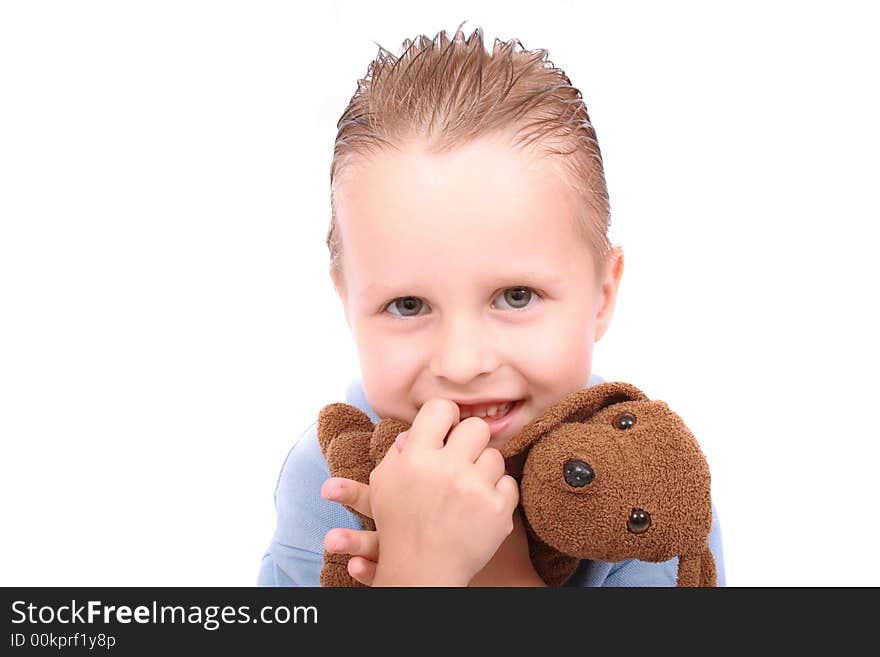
500, 381, 650, 458
316, 402, 375, 456
371, 417, 413, 464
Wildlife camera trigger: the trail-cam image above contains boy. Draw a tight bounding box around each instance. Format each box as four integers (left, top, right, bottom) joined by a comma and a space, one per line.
258, 25, 725, 586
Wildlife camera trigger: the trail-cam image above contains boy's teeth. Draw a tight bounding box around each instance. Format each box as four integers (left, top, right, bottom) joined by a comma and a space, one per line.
460, 401, 514, 420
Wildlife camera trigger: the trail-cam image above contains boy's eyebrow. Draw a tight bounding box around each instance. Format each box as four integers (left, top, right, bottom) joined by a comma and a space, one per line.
363, 282, 393, 297
363, 272, 567, 296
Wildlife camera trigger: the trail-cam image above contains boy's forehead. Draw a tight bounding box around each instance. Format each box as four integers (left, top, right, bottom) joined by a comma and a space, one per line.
333, 136, 597, 295
339, 198, 584, 285
336, 140, 582, 249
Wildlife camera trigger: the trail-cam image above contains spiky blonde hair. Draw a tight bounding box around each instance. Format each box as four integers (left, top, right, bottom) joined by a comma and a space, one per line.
328, 22, 612, 286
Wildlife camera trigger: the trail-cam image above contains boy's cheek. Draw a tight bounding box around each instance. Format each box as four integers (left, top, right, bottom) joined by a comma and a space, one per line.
357, 338, 423, 418
361, 336, 422, 378
513, 320, 593, 365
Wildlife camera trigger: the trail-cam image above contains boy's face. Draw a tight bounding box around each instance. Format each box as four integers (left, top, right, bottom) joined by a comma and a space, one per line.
332, 134, 623, 450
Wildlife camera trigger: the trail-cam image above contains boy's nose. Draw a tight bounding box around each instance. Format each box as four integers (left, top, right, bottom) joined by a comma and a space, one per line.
429, 318, 498, 384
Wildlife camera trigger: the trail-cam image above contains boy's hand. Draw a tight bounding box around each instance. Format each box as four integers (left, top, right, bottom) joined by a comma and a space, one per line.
367, 398, 520, 586
321, 399, 524, 586
322, 477, 545, 586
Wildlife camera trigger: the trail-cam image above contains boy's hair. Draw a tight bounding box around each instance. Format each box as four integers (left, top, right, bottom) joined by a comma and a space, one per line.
328, 22, 612, 286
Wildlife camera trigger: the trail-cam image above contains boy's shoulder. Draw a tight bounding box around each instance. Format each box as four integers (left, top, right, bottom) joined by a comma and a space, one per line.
342, 376, 382, 423
276, 375, 378, 496
271, 422, 362, 555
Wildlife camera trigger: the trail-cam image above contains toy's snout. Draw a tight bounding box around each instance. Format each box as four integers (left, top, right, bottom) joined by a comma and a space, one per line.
562, 458, 654, 535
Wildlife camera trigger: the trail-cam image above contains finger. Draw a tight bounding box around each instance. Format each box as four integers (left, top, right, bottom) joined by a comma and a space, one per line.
347, 556, 377, 586
406, 398, 460, 450
321, 477, 373, 519
445, 417, 492, 463
324, 528, 379, 561
495, 473, 520, 511
472, 445, 507, 483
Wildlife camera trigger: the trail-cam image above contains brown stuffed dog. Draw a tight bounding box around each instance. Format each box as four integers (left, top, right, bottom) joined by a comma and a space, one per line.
316, 381, 716, 587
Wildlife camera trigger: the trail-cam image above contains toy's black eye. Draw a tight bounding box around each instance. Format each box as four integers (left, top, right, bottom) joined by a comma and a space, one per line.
614, 412, 636, 430
563, 460, 594, 488
627, 508, 651, 534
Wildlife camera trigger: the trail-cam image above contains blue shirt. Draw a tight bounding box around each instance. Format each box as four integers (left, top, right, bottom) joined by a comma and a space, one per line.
257, 373, 726, 586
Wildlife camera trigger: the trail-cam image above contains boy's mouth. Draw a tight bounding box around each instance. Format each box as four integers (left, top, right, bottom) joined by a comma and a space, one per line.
456, 399, 526, 443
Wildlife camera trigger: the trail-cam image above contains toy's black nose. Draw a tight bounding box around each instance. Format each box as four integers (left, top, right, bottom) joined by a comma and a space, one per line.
627, 508, 651, 534
563, 460, 594, 487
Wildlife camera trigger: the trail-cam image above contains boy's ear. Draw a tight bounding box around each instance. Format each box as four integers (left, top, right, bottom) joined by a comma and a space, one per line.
594, 246, 624, 342
499, 381, 649, 458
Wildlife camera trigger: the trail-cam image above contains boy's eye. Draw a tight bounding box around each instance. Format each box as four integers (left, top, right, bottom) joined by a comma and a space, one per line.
494, 287, 534, 310
386, 296, 426, 317
384, 287, 537, 317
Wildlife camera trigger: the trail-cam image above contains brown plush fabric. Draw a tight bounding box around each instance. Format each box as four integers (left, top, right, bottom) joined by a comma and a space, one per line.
316, 381, 716, 587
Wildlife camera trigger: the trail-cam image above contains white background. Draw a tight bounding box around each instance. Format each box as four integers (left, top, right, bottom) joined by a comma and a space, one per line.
1, 1, 877, 586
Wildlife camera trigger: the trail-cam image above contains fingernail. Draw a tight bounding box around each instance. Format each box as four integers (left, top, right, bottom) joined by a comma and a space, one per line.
395, 431, 409, 451
323, 479, 343, 500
